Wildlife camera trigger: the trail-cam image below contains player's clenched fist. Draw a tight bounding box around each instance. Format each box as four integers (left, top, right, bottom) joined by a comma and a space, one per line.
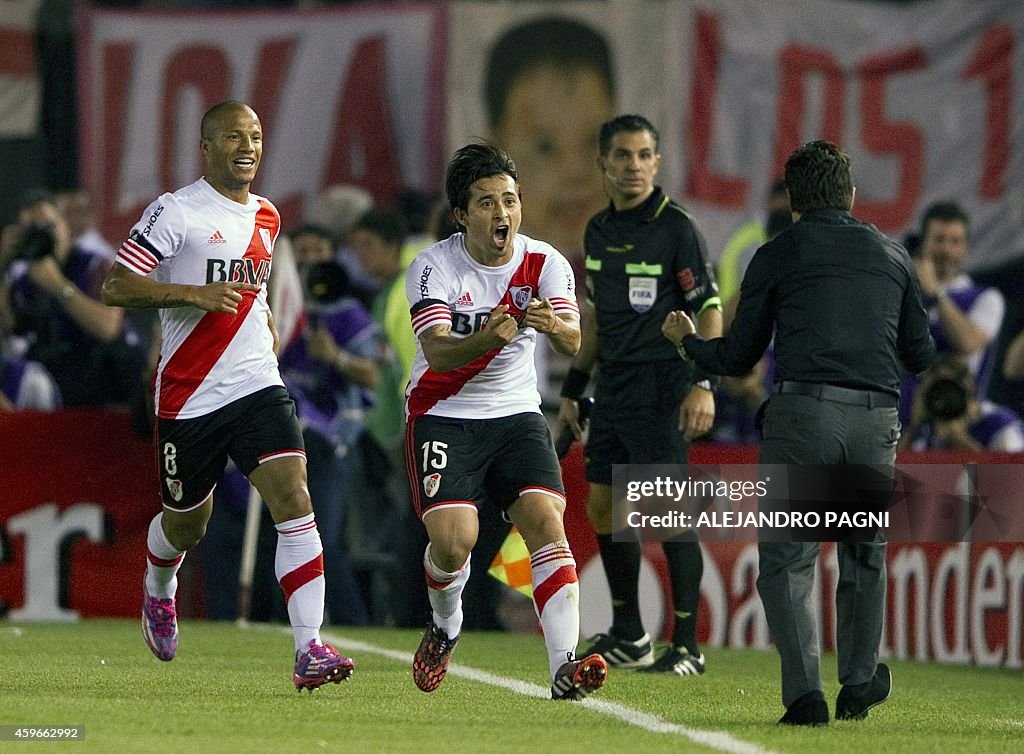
484, 304, 518, 346
194, 281, 261, 314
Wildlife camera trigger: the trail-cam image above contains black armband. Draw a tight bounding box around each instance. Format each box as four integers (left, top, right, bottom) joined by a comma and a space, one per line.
560, 367, 591, 400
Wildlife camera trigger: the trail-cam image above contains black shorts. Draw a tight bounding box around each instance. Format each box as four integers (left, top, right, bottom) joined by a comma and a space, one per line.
586, 360, 690, 485
155, 385, 305, 511
404, 412, 565, 519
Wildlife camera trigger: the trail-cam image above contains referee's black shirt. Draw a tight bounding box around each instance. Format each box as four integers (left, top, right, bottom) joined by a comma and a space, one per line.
683, 208, 935, 395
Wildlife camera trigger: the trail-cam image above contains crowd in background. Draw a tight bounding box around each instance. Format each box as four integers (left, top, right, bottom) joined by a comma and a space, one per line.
3, 175, 1023, 626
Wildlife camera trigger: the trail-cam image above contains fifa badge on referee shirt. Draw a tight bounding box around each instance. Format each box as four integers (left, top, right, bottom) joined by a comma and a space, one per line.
628, 277, 657, 313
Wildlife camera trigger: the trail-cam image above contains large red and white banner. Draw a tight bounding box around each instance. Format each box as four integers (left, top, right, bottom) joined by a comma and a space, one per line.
78, 1, 1020, 268
76, 2, 446, 244
448, 0, 1023, 271
0, 0, 41, 138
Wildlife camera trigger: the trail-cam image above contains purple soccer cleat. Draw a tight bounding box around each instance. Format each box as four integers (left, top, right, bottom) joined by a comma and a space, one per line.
293, 640, 355, 692
142, 591, 179, 661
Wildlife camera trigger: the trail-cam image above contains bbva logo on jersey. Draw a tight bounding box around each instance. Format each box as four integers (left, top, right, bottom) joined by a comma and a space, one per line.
206, 258, 271, 287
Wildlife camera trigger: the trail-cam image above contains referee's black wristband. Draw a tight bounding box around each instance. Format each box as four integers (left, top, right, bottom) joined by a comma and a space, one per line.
560, 367, 591, 400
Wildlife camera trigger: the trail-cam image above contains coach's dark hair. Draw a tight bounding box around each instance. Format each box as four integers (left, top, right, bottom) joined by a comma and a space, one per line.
784, 140, 854, 213
445, 142, 518, 219
352, 208, 407, 249
485, 16, 614, 129
200, 100, 255, 140
920, 200, 970, 237
598, 114, 659, 156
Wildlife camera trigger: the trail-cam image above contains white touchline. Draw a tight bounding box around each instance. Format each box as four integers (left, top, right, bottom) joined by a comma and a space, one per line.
318, 630, 779, 754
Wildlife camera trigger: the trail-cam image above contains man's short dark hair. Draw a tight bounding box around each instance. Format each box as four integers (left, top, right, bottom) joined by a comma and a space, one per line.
200, 100, 254, 140
445, 142, 518, 218
598, 114, 659, 156
352, 209, 407, 249
287, 222, 335, 244
784, 140, 854, 213
921, 200, 970, 237
484, 16, 614, 128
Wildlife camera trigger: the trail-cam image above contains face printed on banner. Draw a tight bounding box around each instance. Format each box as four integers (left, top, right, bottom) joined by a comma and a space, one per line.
490, 65, 612, 257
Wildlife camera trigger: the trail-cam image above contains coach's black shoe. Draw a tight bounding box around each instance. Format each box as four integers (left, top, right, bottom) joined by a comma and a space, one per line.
835, 663, 892, 721
779, 690, 829, 726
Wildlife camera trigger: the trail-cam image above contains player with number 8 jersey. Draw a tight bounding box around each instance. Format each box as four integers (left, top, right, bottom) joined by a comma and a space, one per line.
102, 100, 354, 691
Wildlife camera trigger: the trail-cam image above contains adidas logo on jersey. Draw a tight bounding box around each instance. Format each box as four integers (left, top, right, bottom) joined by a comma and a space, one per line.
207, 230, 227, 244
454, 291, 474, 308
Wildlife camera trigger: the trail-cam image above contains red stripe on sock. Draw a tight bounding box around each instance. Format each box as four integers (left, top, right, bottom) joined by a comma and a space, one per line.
424, 568, 458, 591
279, 554, 324, 603
533, 564, 578, 615
147, 551, 184, 568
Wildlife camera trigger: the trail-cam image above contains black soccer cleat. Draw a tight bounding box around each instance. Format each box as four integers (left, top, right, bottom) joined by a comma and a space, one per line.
551, 653, 608, 700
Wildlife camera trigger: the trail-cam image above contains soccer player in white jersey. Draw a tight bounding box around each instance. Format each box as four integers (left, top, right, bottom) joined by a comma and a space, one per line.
101, 100, 353, 691
405, 142, 607, 700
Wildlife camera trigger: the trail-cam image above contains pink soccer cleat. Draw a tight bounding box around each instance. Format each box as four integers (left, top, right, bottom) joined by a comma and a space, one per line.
142, 591, 179, 661
293, 640, 355, 692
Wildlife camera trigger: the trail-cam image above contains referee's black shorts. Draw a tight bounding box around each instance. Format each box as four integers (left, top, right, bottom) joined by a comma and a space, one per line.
586, 360, 690, 485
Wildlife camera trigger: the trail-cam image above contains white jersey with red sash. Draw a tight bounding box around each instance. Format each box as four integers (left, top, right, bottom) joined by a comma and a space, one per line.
405, 232, 578, 420
115, 178, 282, 420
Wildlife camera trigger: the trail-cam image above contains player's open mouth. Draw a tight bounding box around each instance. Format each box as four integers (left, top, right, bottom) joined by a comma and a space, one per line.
493, 225, 509, 248
234, 158, 256, 168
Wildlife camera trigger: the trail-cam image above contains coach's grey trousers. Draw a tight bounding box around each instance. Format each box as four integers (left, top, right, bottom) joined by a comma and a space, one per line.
756, 392, 899, 708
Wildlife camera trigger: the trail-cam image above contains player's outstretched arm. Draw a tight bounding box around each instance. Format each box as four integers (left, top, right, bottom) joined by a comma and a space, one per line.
102, 263, 259, 314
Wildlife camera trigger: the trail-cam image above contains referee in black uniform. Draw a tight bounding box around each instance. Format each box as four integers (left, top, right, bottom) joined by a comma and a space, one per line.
663, 140, 935, 725
557, 114, 723, 676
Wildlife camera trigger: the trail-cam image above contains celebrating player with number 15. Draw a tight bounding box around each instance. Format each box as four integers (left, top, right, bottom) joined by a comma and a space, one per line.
403, 142, 607, 700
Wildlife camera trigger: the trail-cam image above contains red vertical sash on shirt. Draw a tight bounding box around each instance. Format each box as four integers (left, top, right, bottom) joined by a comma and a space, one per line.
157, 200, 278, 418
406, 251, 546, 420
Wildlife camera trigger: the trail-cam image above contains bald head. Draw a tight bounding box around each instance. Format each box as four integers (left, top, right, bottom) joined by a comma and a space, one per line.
201, 101, 258, 141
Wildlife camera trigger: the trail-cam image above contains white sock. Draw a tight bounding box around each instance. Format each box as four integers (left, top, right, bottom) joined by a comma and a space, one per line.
423, 544, 470, 639
145, 514, 185, 600
530, 540, 580, 680
275, 513, 325, 652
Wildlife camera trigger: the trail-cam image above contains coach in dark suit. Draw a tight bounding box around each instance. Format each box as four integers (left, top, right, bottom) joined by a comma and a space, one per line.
662, 140, 935, 726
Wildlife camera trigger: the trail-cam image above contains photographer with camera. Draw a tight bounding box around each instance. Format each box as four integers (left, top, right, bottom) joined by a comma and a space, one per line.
0, 189, 145, 407
900, 355, 1024, 452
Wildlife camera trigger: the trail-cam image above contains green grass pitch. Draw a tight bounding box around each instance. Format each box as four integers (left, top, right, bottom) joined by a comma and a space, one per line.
0, 620, 1021, 753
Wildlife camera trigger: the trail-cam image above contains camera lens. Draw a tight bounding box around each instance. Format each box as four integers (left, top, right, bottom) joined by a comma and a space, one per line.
923, 378, 968, 421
